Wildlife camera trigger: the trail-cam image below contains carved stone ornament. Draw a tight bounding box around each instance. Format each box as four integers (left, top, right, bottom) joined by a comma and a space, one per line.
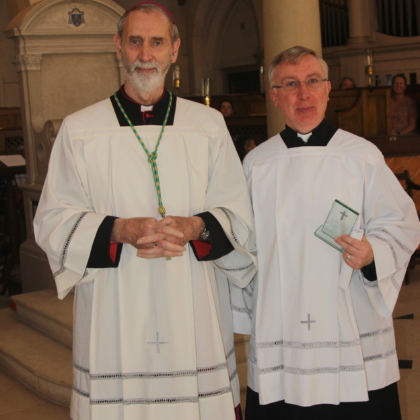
12, 55, 42, 72
68, 8, 86, 27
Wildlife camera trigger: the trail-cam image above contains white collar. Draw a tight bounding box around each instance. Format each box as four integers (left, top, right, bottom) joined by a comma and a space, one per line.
297, 132, 312, 143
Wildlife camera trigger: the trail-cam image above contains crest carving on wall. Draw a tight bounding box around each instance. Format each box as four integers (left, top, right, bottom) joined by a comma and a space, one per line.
68, 8, 85, 27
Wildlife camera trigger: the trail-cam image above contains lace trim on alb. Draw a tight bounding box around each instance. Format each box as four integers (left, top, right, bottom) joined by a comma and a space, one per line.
73, 386, 89, 398
199, 387, 232, 399
231, 304, 252, 315
226, 346, 235, 360
360, 326, 393, 339
369, 234, 400, 271
76, 359, 232, 381
100, 396, 198, 405
368, 228, 413, 255
256, 339, 360, 349
123, 371, 197, 379
215, 262, 254, 272
283, 339, 360, 349
248, 354, 257, 364
391, 273, 401, 291
243, 285, 253, 298
229, 279, 253, 298
74, 362, 89, 374
229, 369, 238, 382
363, 348, 396, 362
54, 212, 88, 277
258, 364, 365, 375
258, 364, 284, 374
198, 363, 227, 374
256, 340, 283, 348
391, 259, 408, 292
221, 208, 239, 243
75, 386, 231, 405
91, 370, 197, 380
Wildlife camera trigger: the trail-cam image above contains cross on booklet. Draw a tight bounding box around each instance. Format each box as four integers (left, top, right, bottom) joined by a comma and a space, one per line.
314, 200, 359, 252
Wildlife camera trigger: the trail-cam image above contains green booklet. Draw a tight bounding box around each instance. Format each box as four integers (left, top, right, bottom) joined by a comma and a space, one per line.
314, 200, 359, 252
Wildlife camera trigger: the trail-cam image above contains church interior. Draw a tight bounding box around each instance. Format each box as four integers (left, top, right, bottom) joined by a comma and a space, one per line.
0, 0, 419, 418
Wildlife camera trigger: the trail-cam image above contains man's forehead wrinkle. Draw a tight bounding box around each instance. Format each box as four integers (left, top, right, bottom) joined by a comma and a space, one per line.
280, 71, 322, 81
128, 35, 165, 40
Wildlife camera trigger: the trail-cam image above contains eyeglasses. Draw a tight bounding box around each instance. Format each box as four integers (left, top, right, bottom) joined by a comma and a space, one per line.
272, 78, 328, 93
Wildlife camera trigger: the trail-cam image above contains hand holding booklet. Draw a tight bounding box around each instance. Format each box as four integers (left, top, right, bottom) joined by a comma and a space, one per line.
314, 200, 359, 252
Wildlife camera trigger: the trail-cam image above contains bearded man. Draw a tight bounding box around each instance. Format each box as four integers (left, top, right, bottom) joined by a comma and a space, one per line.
34, 2, 256, 420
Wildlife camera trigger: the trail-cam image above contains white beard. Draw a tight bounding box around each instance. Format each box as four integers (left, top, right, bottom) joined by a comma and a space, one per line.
122, 53, 172, 94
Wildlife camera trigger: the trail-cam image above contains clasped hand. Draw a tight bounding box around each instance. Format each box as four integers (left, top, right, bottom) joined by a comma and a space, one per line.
112, 216, 204, 259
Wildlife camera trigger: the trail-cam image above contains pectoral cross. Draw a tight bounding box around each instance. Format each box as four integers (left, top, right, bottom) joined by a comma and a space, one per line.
340, 211, 348, 220
301, 314, 316, 331
147, 332, 168, 353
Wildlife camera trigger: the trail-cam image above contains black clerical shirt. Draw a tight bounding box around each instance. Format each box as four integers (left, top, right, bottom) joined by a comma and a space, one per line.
280, 119, 377, 281
87, 87, 233, 268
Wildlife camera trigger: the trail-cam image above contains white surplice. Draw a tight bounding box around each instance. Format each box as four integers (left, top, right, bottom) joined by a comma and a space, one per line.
243, 129, 420, 407
34, 97, 256, 420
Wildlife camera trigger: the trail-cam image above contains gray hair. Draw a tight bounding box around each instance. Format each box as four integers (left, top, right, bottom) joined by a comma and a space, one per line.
117, 4, 179, 44
268, 46, 329, 86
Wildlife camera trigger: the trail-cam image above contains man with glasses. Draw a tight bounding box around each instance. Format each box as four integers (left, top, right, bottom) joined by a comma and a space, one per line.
243, 46, 420, 419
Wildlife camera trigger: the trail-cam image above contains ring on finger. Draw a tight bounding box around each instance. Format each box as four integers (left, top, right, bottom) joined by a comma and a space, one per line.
347, 254, 351, 260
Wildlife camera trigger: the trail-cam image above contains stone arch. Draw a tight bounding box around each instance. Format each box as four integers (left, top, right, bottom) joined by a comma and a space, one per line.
187, 0, 262, 95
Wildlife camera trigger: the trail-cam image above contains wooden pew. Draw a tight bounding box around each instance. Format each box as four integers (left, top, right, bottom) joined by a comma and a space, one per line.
184, 94, 268, 141
367, 135, 420, 211
326, 87, 392, 137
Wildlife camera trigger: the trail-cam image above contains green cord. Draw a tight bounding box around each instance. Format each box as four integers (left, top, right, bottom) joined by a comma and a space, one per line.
114, 91, 172, 218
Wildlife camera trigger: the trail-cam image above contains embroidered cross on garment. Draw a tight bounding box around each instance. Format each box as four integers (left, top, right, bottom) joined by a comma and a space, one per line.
147, 332, 169, 353
301, 313, 316, 330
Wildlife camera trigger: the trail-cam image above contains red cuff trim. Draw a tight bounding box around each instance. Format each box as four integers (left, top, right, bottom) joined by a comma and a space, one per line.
109, 243, 118, 263
235, 405, 242, 420
191, 240, 212, 260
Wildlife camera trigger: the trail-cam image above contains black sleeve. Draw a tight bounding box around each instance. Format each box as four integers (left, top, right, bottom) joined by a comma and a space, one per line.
361, 260, 377, 281
86, 216, 123, 268
191, 211, 234, 261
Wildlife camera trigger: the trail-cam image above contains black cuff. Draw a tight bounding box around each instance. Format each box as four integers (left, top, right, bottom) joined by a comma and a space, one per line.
361, 260, 377, 281
86, 216, 123, 268
191, 211, 234, 261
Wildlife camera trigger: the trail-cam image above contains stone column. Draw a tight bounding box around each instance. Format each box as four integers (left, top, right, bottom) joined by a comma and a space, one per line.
347, 0, 370, 44
263, 0, 322, 137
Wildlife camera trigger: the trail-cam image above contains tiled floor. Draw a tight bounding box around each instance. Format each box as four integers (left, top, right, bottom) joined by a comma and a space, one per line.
0, 269, 419, 419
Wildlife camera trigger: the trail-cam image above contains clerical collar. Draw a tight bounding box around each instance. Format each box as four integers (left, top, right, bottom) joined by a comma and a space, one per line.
280, 119, 338, 149
110, 85, 177, 126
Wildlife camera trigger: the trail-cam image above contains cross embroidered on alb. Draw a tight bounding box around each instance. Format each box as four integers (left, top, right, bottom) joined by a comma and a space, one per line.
147, 332, 168, 353
301, 314, 316, 330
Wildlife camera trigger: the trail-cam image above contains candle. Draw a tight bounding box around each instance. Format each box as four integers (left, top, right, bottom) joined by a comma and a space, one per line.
173, 64, 180, 80
202, 78, 210, 97
173, 64, 181, 88
366, 49, 373, 66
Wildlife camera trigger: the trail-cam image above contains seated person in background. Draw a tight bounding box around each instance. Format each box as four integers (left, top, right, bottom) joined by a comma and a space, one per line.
235, 135, 258, 161
338, 76, 357, 89
220, 100, 234, 117
391, 74, 418, 135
